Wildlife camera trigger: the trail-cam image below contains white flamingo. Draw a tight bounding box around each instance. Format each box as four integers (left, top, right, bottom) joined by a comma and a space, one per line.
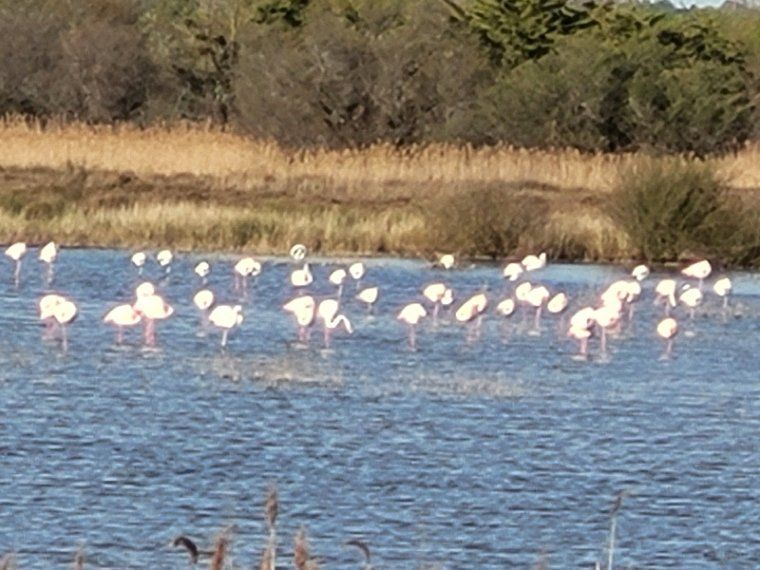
208, 304, 244, 347
397, 302, 427, 350
356, 286, 379, 313
39, 241, 58, 285
104, 304, 142, 344
657, 317, 678, 357
6, 241, 26, 286
283, 295, 316, 342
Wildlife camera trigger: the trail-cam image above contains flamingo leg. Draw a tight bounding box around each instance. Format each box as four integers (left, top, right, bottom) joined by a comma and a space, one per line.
221, 329, 228, 347
409, 325, 416, 350
601, 327, 607, 354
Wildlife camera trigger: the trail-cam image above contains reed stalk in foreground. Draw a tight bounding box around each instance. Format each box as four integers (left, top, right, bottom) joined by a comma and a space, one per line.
0, 553, 16, 570
73, 546, 85, 570
606, 490, 631, 570
259, 484, 279, 570
294, 527, 319, 570
210, 535, 228, 570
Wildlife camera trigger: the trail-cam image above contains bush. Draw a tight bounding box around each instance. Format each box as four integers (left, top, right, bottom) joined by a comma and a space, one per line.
607, 158, 730, 261
430, 186, 548, 258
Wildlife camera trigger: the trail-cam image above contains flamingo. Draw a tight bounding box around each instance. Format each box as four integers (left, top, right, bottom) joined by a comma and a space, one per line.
157, 249, 173, 274
679, 286, 703, 320
283, 295, 316, 342
193, 289, 215, 327
208, 304, 244, 347
290, 263, 313, 289
329, 268, 348, 298
502, 262, 524, 282
547, 292, 569, 315
39, 293, 66, 334
496, 298, 516, 317
657, 317, 678, 357
422, 282, 447, 321
349, 262, 365, 288
52, 298, 77, 351
654, 279, 677, 315
631, 264, 650, 282
356, 286, 379, 313
131, 251, 147, 275
133, 285, 173, 346
681, 260, 711, 290
289, 243, 307, 262
103, 304, 142, 344
5, 241, 26, 286
568, 306, 596, 357
594, 303, 621, 355
234, 257, 262, 292
713, 276, 732, 309
521, 252, 547, 272
194, 261, 211, 284
39, 241, 58, 285
455, 292, 488, 341
438, 254, 455, 270
397, 302, 427, 350
525, 285, 550, 331
514, 281, 533, 324
317, 299, 352, 348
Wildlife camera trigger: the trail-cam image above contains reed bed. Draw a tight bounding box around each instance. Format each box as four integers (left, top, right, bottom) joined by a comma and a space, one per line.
0, 119, 757, 263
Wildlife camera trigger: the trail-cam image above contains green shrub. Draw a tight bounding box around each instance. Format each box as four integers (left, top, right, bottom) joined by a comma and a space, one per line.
430, 186, 548, 258
607, 158, 729, 261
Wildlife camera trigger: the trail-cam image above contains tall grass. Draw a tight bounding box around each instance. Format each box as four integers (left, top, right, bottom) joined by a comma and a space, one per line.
0, 119, 757, 264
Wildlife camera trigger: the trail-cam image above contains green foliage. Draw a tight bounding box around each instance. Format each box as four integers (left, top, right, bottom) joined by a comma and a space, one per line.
607, 159, 729, 261
235, 0, 486, 147
0, 0, 756, 152
467, 0, 597, 68
431, 187, 548, 258
255, 0, 310, 26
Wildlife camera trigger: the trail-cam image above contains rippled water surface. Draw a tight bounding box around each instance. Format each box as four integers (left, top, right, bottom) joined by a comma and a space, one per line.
0, 250, 758, 568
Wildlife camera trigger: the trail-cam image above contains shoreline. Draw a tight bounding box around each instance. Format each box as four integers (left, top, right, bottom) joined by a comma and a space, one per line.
1, 121, 758, 267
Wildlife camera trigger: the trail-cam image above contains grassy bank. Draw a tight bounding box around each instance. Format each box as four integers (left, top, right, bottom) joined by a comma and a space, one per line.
1, 120, 758, 264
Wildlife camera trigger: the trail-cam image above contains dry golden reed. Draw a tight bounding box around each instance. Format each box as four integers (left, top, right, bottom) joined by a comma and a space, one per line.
0, 118, 757, 262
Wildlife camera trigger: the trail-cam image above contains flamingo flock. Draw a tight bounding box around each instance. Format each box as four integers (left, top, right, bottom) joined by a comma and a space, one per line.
2, 240, 740, 358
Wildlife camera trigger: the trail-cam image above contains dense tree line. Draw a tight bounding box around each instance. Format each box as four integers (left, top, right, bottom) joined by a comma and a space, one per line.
1, 0, 758, 154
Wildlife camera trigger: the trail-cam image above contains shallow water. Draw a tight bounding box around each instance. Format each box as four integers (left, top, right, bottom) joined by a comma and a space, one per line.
0, 250, 758, 568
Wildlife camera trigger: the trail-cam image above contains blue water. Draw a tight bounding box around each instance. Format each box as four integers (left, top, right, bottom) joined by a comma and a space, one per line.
0, 250, 758, 568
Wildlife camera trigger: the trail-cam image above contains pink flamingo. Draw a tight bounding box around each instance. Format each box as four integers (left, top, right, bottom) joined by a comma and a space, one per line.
317, 299, 352, 348
283, 295, 316, 342
397, 302, 427, 349
455, 292, 488, 341
193, 289, 215, 328
356, 286, 379, 314
39, 241, 58, 285
568, 307, 595, 357
713, 277, 732, 309
234, 257, 261, 293
422, 282, 447, 322
654, 279, 677, 316
194, 261, 211, 284
657, 317, 678, 357
208, 304, 244, 347
329, 268, 348, 298
679, 286, 703, 321
53, 299, 77, 351
133, 283, 173, 346
521, 252, 547, 272
6, 242, 26, 287
681, 259, 711, 290
104, 304, 142, 344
